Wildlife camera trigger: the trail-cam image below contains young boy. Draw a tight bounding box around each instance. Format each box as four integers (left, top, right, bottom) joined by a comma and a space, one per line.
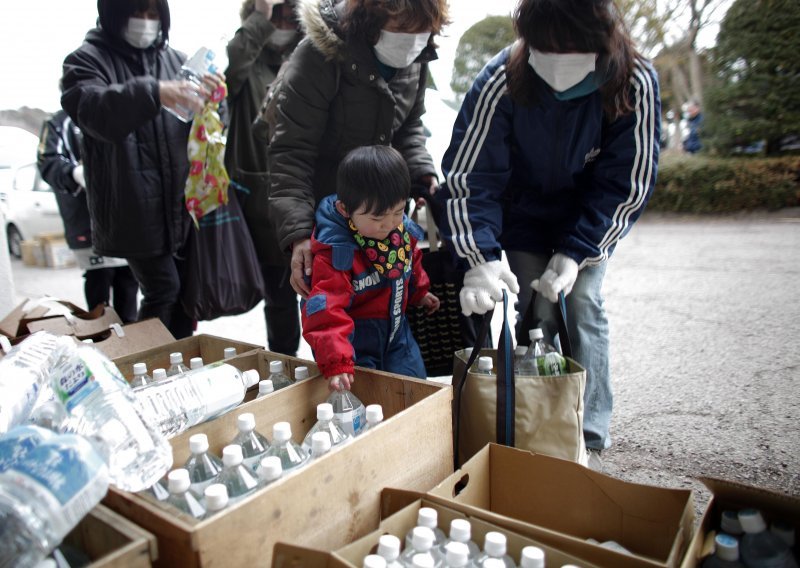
302, 145, 440, 391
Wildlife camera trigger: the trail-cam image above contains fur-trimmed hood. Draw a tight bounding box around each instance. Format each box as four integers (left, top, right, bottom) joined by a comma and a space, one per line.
297, 0, 345, 61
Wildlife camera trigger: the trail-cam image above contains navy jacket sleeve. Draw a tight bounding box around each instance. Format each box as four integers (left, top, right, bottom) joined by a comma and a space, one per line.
37, 113, 81, 195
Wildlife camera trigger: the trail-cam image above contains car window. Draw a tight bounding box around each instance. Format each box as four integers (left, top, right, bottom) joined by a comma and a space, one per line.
13, 163, 52, 192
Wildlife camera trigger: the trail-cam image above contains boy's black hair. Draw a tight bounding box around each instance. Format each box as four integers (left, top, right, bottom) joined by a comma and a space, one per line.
336, 145, 410, 215
98, 0, 171, 46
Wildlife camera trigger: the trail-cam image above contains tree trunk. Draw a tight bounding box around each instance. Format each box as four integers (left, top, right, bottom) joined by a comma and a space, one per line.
688, 47, 704, 105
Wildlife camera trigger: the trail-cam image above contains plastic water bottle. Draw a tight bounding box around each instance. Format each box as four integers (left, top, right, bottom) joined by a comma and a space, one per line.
772, 521, 796, 548
257, 380, 275, 398
0, 425, 55, 472
443, 541, 471, 567
310, 431, 332, 458
230, 413, 271, 472
483, 560, 507, 568
400, 527, 442, 567
721, 510, 744, 536
517, 329, 543, 376
0, 432, 109, 567
476, 356, 494, 375
203, 483, 229, 519
167, 352, 189, 376
361, 404, 384, 434
525, 329, 566, 376
264, 422, 310, 472
189, 357, 204, 371
519, 546, 545, 568
365, 555, 388, 568
702, 533, 745, 568
295, 366, 311, 381
144, 476, 170, 501
183, 433, 223, 497
49, 337, 172, 492
214, 445, 258, 503
302, 403, 350, 452
165, 46, 217, 122
440, 519, 480, 560
513, 345, 527, 369
165, 468, 206, 519
738, 509, 798, 568
269, 360, 293, 390
475, 532, 516, 567
405, 507, 447, 550
0, 331, 60, 434
152, 368, 168, 382
256, 455, 283, 487
133, 362, 260, 438
131, 362, 152, 387
28, 400, 67, 433
327, 389, 367, 437
223, 347, 237, 360
377, 534, 404, 568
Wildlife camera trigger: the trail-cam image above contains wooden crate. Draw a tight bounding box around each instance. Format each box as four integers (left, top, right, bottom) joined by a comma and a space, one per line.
103, 366, 453, 567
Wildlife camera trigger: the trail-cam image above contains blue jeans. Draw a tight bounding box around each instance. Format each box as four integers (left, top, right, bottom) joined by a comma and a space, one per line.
505, 250, 612, 450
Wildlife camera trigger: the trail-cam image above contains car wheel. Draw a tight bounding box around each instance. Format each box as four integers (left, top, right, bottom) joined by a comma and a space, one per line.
7, 224, 22, 258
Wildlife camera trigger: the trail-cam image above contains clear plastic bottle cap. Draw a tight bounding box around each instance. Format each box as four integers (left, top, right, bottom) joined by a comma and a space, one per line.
449, 518, 471, 542
189, 433, 210, 454
378, 534, 401, 560
222, 444, 244, 466
484, 532, 507, 556
152, 368, 167, 381
223, 347, 237, 359
317, 403, 334, 421
258, 456, 283, 482
411, 554, 434, 568
189, 356, 204, 370
204, 483, 229, 511
133, 362, 147, 376
514, 345, 527, 357
771, 520, 796, 546
529, 328, 544, 340
417, 507, 438, 528
520, 545, 545, 568
463, 348, 473, 357
366, 404, 384, 424
169, 352, 183, 365
242, 369, 260, 388
167, 468, 191, 493
237, 413, 256, 432
363, 554, 387, 568
738, 509, 767, 533
294, 366, 310, 380
714, 533, 740, 562
272, 421, 292, 442
477, 356, 493, 371
269, 360, 284, 373
259, 380, 274, 394
445, 541, 470, 567
720, 509, 743, 534
411, 526, 435, 551
311, 432, 332, 456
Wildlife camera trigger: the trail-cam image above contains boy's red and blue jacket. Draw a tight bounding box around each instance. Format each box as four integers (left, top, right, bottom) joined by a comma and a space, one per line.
302, 195, 430, 378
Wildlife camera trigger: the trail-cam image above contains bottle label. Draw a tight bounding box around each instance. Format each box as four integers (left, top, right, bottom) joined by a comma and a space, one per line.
0, 426, 53, 472
52, 357, 99, 412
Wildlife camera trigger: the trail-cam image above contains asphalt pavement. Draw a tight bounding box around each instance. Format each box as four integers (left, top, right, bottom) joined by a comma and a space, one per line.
8, 210, 800, 512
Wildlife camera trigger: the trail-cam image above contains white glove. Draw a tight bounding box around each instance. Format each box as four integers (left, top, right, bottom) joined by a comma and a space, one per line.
72, 165, 86, 189
531, 253, 579, 303
460, 260, 520, 316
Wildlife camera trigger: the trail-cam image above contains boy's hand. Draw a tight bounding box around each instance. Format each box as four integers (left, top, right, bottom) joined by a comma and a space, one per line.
328, 373, 354, 392
419, 292, 440, 315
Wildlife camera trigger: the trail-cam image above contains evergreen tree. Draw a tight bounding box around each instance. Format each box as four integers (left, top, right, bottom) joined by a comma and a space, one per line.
450, 16, 515, 102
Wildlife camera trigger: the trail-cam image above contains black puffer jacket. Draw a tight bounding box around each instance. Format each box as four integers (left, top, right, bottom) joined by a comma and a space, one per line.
61, 28, 191, 259
268, 0, 437, 252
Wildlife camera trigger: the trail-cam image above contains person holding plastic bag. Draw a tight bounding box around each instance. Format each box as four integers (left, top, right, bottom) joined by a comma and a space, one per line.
436, 0, 661, 469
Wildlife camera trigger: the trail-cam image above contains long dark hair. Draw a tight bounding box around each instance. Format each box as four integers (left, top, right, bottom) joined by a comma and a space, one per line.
506, 0, 642, 120
97, 0, 171, 47
342, 0, 450, 46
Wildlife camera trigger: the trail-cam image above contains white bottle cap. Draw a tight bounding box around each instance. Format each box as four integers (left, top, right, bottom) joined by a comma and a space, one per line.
520, 546, 545, 568
417, 507, 438, 529
771, 520, 796, 546
411, 526, 435, 552
311, 432, 331, 457
269, 360, 284, 373
189, 356, 204, 370
317, 403, 334, 421
377, 534, 401, 561
720, 510, 743, 534
152, 368, 167, 381
463, 347, 473, 357
258, 456, 283, 482
449, 518, 471, 542
223, 347, 237, 359
445, 541, 470, 567
411, 554, 434, 568
477, 356, 493, 372
529, 328, 544, 340
714, 533, 740, 562
294, 366, 310, 380
204, 483, 229, 512
133, 362, 147, 376
189, 433, 209, 454
738, 509, 767, 533
237, 413, 256, 433
167, 468, 191, 493
272, 421, 292, 443
484, 532, 507, 557
259, 380, 275, 395
169, 352, 183, 365
363, 554, 387, 568
222, 444, 244, 466
514, 345, 527, 357
366, 404, 383, 424
483, 560, 505, 568
242, 369, 260, 388
82, 338, 94, 344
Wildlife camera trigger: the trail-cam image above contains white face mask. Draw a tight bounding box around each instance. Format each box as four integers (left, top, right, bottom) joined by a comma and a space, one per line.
123, 17, 160, 49
374, 30, 430, 69
528, 49, 597, 92
267, 28, 299, 50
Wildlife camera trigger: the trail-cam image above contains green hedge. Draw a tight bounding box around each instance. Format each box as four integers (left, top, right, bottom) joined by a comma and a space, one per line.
648, 153, 800, 213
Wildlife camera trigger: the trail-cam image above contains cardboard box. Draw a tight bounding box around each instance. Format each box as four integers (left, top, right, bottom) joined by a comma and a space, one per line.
103, 366, 454, 567
680, 478, 800, 567
64, 504, 158, 568
20, 239, 45, 267
76, 319, 176, 360
426, 444, 695, 568
42, 236, 76, 268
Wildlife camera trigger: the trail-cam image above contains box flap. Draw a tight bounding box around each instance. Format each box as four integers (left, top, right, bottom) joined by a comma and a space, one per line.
86, 319, 176, 361
700, 477, 800, 519
380, 488, 428, 519
26, 306, 122, 337
0, 301, 29, 338
272, 543, 346, 568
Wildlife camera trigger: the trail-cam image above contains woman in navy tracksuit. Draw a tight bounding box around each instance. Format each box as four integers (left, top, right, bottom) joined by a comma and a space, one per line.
436, 0, 661, 467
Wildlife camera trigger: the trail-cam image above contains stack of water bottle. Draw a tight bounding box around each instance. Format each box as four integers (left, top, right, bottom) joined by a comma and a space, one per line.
141, 395, 384, 520
471, 329, 567, 377
360, 507, 585, 568
700, 508, 797, 568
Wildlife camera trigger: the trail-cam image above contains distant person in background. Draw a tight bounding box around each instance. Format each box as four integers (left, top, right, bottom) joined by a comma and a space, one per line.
37, 109, 139, 323
682, 100, 703, 154
225, 0, 303, 356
